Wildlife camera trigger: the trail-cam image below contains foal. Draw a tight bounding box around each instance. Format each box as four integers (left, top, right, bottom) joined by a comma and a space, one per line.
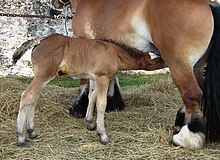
14, 34, 164, 146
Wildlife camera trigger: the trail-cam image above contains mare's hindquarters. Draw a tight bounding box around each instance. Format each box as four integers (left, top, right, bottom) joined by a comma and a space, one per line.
148, 0, 213, 148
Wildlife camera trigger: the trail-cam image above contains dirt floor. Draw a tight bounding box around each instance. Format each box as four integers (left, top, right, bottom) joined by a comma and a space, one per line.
0, 77, 220, 160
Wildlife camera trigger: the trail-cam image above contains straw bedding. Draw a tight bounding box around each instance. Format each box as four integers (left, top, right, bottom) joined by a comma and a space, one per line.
0, 77, 220, 160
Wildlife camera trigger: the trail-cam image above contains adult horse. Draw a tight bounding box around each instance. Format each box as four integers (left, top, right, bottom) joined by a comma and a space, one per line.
49, 0, 220, 149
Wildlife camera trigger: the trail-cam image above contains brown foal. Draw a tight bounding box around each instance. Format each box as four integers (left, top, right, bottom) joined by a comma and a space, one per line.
14, 34, 164, 146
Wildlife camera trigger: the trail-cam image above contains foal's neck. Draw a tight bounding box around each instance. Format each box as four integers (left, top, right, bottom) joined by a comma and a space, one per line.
117, 49, 144, 71
117, 49, 165, 71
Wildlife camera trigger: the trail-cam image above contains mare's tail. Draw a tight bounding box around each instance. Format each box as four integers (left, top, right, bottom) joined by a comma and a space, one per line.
12, 39, 40, 64
203, 3, 220, 142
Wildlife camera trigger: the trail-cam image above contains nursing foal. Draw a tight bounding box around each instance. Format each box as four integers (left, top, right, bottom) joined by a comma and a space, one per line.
14, 34, 164, 146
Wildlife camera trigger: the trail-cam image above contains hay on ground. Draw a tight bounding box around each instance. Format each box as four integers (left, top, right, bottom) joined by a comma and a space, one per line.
0, 77, 220, 160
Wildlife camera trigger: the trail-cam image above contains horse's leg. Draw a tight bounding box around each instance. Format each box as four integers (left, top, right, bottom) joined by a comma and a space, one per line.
26, 95, 38, 140
173, 54, 208, 134
69, 79, 89, 118
106, 77, 125, 112
173, 106, 185, 134
95, 76, 110, 144
106, 79, 115, 109
167, 64, 205, 148
193, 53, 208, 90
16, 76, 49, 146
151, 2, 213, 148
85, 79, 97, 130
70, 77, 125, 118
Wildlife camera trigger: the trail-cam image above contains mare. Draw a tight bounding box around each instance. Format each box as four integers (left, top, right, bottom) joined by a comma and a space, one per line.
49, 0, 220, 149
13, 34, 164, 146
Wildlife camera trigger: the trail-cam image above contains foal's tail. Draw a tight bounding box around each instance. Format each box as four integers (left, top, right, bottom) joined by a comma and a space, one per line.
203, 3, 220, 142
12, 39, 40, 64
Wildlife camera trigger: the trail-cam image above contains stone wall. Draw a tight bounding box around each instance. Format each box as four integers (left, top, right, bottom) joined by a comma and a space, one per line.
0, 0, 169, 77
0, 0, 73, 76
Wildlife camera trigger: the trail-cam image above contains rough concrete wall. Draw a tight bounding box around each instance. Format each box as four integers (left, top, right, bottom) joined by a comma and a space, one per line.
0, 0, 169, 77
0, 0, 73, 76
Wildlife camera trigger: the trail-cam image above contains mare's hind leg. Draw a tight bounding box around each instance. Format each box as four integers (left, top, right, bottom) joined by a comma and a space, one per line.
173, 106, 185, 134
95, 76, 110, 144
173, 55, 208, 134
193, 53, 208, 90
16, 76, 50, 146
168, 65, 205, 149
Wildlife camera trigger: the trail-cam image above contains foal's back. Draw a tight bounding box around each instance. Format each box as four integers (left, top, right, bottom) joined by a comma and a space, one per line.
65, 38, 127, 76
31, 34, 71, 62
32, 34, 130, 79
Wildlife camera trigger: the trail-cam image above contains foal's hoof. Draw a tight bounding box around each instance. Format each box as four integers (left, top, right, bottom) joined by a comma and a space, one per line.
97, 133, 109, 145
87, 123, 96, 131
101, 140, 109, 145
17, 135, 27, 147
29, 133, 37, 139
17, 141, 27, 147
27, 129, 37, 139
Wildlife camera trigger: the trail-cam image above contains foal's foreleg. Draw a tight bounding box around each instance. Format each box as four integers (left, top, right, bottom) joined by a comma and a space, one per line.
16, 77, 47, 146
95, 76, 110, 144
85, 79, 97, 130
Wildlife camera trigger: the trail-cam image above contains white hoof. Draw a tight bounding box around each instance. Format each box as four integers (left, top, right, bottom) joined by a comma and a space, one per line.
173, 125, 205, 149
97, 132, 109, 145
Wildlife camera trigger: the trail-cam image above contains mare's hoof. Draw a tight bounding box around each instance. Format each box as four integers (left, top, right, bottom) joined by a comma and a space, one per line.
173, 125, 205, 149
172, 125, 181, 134
69, 106, 86, 118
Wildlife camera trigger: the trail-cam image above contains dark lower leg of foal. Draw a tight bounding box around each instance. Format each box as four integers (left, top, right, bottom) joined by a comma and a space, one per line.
26, 99, 38, 140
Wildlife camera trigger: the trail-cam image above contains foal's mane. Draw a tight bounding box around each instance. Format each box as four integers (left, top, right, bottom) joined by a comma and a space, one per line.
103, 39, 146, 60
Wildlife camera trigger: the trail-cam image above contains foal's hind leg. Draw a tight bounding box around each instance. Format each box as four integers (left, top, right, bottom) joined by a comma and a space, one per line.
26, 96, 38, 140
16, 77, 49, 146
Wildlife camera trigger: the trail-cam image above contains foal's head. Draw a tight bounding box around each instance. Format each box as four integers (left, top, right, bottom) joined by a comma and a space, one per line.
48, 0, 70, 16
